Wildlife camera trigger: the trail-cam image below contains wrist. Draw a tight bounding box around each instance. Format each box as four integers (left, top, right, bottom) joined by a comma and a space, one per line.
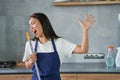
82, 29, 88, 32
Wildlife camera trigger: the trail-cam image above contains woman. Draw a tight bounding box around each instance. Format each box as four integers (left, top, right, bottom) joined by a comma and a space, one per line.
23, 13, 95, 80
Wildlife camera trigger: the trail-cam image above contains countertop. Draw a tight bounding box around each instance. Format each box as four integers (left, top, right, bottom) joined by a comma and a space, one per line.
0, 62, 120, 74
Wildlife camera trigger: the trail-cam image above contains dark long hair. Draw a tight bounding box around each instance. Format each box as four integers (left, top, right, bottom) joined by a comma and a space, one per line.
29, 13, 60, 40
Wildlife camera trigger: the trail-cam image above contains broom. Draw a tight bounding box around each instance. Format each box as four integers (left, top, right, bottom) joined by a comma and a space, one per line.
25, 32, 41, 80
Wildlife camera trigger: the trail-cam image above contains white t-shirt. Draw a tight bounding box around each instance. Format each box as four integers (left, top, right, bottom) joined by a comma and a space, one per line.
22, 38, 76, 64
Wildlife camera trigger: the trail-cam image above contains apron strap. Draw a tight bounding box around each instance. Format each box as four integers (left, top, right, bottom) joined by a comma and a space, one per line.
51, 38, 57, 53
34, 40, 38, 52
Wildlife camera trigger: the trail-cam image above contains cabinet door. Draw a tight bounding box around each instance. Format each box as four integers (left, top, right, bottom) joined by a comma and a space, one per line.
60, 74, 76, 80
23, 74, 32, 80
0, 74, 32, 80
77, 74, 120, 80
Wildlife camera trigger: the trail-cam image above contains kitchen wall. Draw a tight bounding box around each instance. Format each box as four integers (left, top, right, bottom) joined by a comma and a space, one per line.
0, 0, 120, 63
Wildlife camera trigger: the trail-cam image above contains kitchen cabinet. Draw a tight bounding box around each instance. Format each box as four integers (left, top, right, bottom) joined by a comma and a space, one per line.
77, 74, 120, 80
54, 1, 120, 6
0, 74, 76, 80
61, 74, 120, 80
60, 74, 77, 80
1, 74, 120, 80
0, 74, 32, 80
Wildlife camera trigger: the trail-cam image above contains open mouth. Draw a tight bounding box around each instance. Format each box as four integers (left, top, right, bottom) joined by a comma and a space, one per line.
33, 29, 37, 36
33, 29, 38, 37
34, 30, 37, 34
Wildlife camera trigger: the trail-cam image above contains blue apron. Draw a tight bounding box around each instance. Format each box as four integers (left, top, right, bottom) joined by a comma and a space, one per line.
32, 38, 61, 80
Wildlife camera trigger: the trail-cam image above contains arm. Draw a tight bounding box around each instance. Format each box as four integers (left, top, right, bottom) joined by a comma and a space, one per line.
73, 14, 95, 54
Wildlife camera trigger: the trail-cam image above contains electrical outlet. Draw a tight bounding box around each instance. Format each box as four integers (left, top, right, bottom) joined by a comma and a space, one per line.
84, 53, 105, 59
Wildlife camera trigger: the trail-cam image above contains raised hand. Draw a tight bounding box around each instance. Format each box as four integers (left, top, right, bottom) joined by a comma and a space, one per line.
78, 14, 95, 31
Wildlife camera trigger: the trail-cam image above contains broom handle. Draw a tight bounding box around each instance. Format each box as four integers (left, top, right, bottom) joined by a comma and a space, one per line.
29, 41, 41, 80
26, 32, 41, 80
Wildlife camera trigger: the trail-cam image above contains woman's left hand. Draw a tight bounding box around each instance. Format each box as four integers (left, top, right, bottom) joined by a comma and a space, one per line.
78, 14, 95, 31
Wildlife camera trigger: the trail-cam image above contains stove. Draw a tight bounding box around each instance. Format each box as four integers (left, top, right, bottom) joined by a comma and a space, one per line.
0, 61, 16, 69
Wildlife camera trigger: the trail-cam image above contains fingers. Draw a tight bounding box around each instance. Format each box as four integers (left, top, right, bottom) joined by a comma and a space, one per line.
86, 14, 95, 23
78, 18, 83, 25
90, 16, 95, 24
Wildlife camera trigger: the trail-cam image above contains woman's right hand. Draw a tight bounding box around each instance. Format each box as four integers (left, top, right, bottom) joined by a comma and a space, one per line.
25, 53, 37, 69
29, 53, 37, 64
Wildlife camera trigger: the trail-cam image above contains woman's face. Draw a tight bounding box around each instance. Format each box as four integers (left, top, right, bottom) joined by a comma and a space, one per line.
29, 17, 43, 38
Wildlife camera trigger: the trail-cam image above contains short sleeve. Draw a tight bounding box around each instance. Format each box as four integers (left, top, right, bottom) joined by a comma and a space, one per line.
56, 38, 76, 62
22, 41, 32, 62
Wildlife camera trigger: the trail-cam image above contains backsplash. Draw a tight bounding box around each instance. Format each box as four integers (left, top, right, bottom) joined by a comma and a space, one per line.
0, 0, 120, 62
